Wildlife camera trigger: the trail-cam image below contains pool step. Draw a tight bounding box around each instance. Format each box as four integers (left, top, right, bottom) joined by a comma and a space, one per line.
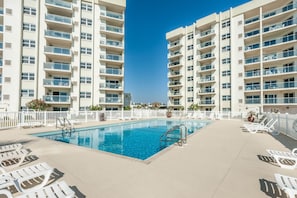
160, 124, 188, 149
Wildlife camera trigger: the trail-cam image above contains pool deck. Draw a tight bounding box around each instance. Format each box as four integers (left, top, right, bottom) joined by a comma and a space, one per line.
1, 119, 297, 198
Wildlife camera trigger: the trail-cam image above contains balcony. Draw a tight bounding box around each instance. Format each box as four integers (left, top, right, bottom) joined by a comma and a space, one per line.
263, 81, 297, 90
245, 29, 260, 38
44, 46, 71, 60
262, 3, 295, 19
100, 24, 123, 38
245, 16, 260, 25
100, 10, 124, 25
245, 56, 260, 65
168, 91, 182, 97
168, 41, 182, 50
199, 41, 215, 49
168, 61, 181, 68
245, 70, 260, 78
100, 97, 122, 104
199, 100, 215, 105
0, 25, 3, 33
43, 79, 71, 88
263, 65, 297, 76
100, 54, 123, 65
245, 43, 260, 51
198, 29, 215, 39
263, 18, 296, 34
0, 58, 2, 67
45, 30, 71, 46
198, 76, 215, 83
43, 95, 71, 104
245, 98, 261, 104
198, 64, 215, 73
200, 53, 215, 60
100, 68, 122, 77
44, 62, 71, 74
100, 83, 123, 91
45, 14, 72, 30
245, 84, 260, 91
168, 71, 182, 78
168, 81, 182, 87
198, 88, 215, 95
264, 97, 297, 104
263, 50, 297, 62
168, 51, 182, 59
100, 39, 123, 51
45, 0, 72, 13
263, 34, 297, 49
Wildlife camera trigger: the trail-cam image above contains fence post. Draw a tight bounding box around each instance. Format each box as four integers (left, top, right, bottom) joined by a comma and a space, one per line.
285, 113, 288, 135
44, 111, 47, 126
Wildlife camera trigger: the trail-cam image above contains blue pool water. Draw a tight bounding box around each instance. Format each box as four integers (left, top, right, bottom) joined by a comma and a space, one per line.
34, 119, 210, 160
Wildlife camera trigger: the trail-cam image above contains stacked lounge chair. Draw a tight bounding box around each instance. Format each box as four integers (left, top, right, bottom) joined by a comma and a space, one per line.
0, 143, 76, 198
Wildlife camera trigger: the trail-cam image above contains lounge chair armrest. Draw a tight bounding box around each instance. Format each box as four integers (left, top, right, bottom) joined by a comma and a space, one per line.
14, 169, 53, 193
0, 189, 13, 198
292, 148, 297, 155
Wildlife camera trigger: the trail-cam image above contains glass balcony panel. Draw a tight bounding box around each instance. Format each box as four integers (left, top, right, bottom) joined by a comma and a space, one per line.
43, 95, 70, 102
45, 14, 72, 24
0, 25, 3, 32
245, 56, 260, 64
45, 0, 72, 9
245, 98, 261, 104
245, 16, 259, 24
44, 46, 71, 55
245, 70, 260, 77
44, 62, 70, 71
263, 2, 295, 19
106, 10, 123, 19
45, 30, 71, 40
43, 79, 70, 87
263, 18, 296, 33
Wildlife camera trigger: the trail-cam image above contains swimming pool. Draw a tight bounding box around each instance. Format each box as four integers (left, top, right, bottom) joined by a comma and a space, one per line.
34, 119, 210, 160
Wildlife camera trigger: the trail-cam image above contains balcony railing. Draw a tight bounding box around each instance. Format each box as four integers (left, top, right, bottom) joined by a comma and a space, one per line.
0, 59, 2, 66
199, 88, 215, 93
263, 81, 297, 90
45, 0, 72, 9
200, 53, 214, 59
100, 68, 122, 75
199, 29, 215, 38
200, 41, 214, 48
263, 34, 297, 48
245, 98, 261, 104
245, 29, 260, 38
262, 3, 295, 19
263, 50, 297, 61
199, 76, 215, 83
263, 18, 296, 33
44, 46, 71, 55
245, 70, 260, 77
200, 64, 215, 71
169, 51, 181, 57
43, 79, 70, 87
45, 30, 71, 40
99, 97, 122, 103
245, 16, 259, 25
264, 97, 297, 104
266, 65, 297, 75
245, 43, 260, 51
101, 10, 123, 20
0, 25, 3, 32
245, 56, 260, 64
0, 8, 3, 15
169, 81, 181, 86
43, 95, 70, 103
199, 100, 215, 105
44, 62, 70, 72
100, 83, 122, 89
168, 61, 180, 67
245, 84, 260, 90
169, 41, 180, 48
100, 54, 123, 61
45, 14, 72, 24
101, 25, 123, 34
100, 39, 123, 48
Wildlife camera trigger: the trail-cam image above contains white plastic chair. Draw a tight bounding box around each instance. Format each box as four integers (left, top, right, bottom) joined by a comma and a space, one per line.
247, 119, 278, 134
0, 149, 30, 170
0, 143, 22, 153
275, 173, 297, 198
266, 148, 297, 169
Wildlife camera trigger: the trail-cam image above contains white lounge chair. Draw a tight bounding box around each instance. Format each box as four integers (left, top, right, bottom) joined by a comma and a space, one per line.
266, 148, 297, 169
0, 143, 22, 153
243, 117, 268, 128
0, 162, 53, 193
0, 180, 75, 198
0, 149, 30, 170
274, 173, 297, 198
247, 119, 278, 134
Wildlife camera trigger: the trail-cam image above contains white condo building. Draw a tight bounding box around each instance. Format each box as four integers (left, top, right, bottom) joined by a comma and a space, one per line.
0, 0, 125, 111
166, 0, 297, 114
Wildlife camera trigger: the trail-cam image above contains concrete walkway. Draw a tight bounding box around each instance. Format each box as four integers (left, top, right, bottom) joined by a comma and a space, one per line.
1, 119, 297, 198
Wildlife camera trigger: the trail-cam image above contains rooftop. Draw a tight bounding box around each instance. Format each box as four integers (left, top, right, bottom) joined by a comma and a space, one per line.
1, 119, 296, 197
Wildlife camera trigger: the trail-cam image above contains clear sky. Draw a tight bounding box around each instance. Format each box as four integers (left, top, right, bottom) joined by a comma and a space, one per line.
124, 0, 251, 104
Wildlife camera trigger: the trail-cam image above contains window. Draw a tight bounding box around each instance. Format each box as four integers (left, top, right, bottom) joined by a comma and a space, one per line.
21, 73, 35, 80
222, 45, 231, 52
222, 58, 231, 64
187, 76, 193, 81
23, 7, 36, 15
187, 33, 193, 40
187, 97, 194, 102
81, 3, 92, 11
222, 83, 231, 88
22, 39, 35, 48
80, 77, 92, 84
187, 55, 193, 60
222, 20, 230, 28
222, 33, 230, 40
187, 65, 193, 71
22, 56, 35, 64
81, 18, 92, 26
222, 70, 231, 76
80, 62, 92, 69
23, 23, 36, 31
81, 33, 92, 40
81, 47, 92, 55
80, 92, 91, 98
222, 95, 231, 101
187, 87, 193, 92
187, 45, 193, 50
21, 89, 34, 97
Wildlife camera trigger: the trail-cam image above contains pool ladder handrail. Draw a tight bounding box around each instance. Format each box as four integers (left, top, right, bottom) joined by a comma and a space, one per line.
56, 117, 75, 136
160, 124, 188, 148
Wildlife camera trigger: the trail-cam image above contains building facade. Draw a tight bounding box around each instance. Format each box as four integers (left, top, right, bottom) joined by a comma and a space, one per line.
0, 0, 125, 111
166, 0, 297, 113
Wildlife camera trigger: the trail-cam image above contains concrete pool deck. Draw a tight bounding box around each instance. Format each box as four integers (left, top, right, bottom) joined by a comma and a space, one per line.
1, 119, 297, 198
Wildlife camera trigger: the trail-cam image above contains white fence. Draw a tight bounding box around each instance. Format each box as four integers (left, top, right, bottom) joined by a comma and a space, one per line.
0, 110, 296, 140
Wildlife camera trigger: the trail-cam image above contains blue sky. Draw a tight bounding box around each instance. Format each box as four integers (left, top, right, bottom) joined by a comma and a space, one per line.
124, 0, 251, 104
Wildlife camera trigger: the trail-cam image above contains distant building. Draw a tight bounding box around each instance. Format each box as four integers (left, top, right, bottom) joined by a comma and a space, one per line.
124, 93, 131, 107
0, 0, 126, 111
166, 0, 297, 113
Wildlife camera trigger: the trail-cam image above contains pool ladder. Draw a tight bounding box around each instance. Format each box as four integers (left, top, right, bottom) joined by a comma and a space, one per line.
56, 117, 75, 136
160, 124, 188, 149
